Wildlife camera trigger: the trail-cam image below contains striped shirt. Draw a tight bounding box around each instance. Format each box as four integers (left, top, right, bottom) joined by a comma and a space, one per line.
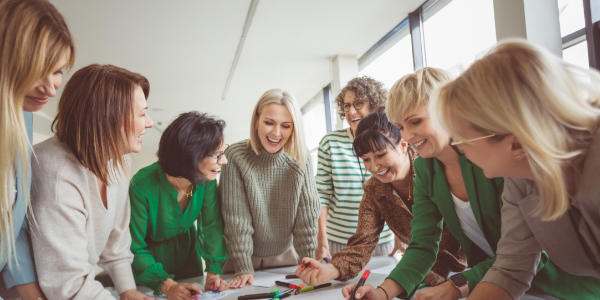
316, 128, 394, 245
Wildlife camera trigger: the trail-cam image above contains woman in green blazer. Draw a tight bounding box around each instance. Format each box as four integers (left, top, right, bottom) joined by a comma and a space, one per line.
341, 68, 600, 300
129, 112, 230, 300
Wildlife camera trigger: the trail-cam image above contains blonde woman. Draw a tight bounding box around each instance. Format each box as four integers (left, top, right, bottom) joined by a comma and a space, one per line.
0, 0, 74, 299
433, 40, 600, 300
341, 67, 599, 300
219, 89, 320, 288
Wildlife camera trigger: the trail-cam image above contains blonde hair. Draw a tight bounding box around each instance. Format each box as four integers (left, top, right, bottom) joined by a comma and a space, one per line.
0, 0, 75, 263
433, 39, 600, 221
385, 67, 452, 124
248, 89, 307, 166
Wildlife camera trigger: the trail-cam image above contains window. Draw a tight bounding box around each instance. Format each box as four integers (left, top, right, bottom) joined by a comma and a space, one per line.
558, 0, 586, 37
564, 39, 590, 69
358, 33, 414, 89
302, 91, 328, 174
422, 0, 497, 76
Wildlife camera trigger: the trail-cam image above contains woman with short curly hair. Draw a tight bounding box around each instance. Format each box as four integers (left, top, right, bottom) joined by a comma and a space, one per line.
315, 76, 400, 262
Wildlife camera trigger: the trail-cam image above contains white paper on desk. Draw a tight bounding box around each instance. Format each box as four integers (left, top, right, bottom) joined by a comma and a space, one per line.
250, 271, 294, 287
145, 288, 238, 300
370, 264, 398, 275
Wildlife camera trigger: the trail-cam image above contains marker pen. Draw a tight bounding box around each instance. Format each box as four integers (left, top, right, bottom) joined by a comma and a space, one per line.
349, 270, 371, 300
300, 282, 332, 292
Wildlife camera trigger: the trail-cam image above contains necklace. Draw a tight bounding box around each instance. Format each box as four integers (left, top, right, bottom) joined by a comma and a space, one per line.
174, 178, 193, 198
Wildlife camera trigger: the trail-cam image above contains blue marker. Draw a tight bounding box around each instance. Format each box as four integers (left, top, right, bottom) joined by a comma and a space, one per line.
325, 258, 330, 263
268, 288, 293, 299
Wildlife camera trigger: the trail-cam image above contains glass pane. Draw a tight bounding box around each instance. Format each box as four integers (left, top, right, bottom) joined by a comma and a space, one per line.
558, 0, 585, 37
423, 0, 496, 76
302, 100, 327, 152
359, 33, 414, 89
563, 40, 589, 69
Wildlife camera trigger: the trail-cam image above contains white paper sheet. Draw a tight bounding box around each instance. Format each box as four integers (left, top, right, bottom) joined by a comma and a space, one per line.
249, 271, 294, 288
146, 288, 239, 300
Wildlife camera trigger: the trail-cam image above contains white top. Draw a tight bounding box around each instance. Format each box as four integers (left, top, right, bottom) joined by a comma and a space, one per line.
451, 193, 494, 258
316, 128, 393, 245
31, 136, 136, 299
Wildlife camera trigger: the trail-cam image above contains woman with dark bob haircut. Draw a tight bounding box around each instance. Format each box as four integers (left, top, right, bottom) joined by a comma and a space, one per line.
129, 111, 230, 299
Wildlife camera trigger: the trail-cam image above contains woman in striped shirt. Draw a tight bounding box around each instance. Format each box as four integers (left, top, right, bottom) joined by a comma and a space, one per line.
315, 76, 400, 262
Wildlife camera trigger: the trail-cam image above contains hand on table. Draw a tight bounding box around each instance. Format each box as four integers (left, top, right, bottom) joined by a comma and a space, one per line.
165, 283, 201, 300
413, 280, 461, 300
120, 289, 154, 300
315, 244, 332, 262
230, 273, 254, 289
295, 258, 338, 286
205, 275, 230, 292
389, 237, 407, 256
341, 283, 387, 300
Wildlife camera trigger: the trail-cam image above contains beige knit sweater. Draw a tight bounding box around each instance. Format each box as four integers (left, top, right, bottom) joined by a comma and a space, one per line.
30, 136, 136, 299
218, 141, 320, 276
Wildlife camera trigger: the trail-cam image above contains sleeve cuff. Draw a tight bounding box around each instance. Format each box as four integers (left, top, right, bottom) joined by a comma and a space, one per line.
205, 259, 225, 275
233, 255, 255, 277
481, 269, 528, 300
134, 263, 174, 295
105, 262, 137, 295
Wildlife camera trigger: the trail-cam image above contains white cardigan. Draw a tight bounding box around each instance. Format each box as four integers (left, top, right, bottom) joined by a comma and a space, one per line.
31, 136, 136, 299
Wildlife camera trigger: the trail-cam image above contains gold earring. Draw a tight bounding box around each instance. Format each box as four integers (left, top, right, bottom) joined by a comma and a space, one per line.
514, 153, 526, 159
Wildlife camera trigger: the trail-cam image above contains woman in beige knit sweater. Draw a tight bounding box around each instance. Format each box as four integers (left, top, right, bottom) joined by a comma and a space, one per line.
296, 111, 466, 289
219, 89, 320, 289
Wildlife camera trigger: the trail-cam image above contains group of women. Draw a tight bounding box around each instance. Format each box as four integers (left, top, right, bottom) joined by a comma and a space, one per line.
2, 1, 600, 300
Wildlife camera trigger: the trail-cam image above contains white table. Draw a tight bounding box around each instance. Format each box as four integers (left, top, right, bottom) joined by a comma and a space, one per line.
106, 256, 557, 300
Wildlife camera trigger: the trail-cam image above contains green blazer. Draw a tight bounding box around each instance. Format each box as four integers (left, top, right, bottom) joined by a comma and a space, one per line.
388, 155, 600, 299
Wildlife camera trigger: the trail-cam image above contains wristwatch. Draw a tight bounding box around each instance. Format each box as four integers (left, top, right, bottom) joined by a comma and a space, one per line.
449, 274, 469, 298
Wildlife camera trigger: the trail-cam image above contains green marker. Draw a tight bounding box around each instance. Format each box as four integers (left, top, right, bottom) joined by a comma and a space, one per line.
301, 282, 332, 292
417, 283, 427, 289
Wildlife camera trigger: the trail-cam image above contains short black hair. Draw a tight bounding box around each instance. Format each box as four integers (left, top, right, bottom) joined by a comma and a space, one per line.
353, 110, 402, 158
353, 110, 410, 183
157, 111, 226, 182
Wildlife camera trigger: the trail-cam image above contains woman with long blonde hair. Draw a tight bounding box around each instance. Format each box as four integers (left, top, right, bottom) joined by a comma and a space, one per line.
0, 0, 74, 299
219, 89, 320, 288
434, 40, 600, 300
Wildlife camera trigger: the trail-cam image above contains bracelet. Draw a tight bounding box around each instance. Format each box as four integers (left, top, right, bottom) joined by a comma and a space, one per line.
377, 286, 389, 300
165, 281, 177, 297
36, 297, 47, 300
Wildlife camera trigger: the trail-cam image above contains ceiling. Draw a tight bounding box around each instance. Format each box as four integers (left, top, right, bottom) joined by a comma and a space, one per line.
41, 0, 424, 170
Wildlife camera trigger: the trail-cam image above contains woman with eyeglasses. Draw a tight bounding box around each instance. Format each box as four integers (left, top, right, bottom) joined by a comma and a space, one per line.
129, 111, 230, 300
315, 76, 399, 263
433, 40, 600, 300
340, 67, 599, 300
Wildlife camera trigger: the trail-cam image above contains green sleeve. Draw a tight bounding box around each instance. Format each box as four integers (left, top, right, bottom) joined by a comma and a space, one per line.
129, 185, 173, 295
386, 161, 444, 298
196, 180, 228, 275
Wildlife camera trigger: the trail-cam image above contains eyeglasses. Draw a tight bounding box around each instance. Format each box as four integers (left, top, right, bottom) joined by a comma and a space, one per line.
208, 144, 228, 163
449, 134, 496, 146
343, 100, 365, 112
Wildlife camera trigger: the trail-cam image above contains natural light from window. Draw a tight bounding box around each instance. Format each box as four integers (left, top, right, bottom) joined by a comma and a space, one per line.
558, 0, 585, 37
423, 0, 497, 76
358, 34, 414, 90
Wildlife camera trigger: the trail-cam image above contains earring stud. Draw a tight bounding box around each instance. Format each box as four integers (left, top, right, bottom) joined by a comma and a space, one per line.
514, 153, 526, 159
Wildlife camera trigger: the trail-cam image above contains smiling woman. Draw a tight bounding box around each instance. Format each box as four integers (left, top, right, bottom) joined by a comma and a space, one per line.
129, 111, 230, 299
219, 89, 320, 289
30, 64, 155, 300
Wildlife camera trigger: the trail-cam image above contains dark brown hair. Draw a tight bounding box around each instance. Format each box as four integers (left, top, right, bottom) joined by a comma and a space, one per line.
52, 64, 150, 185
335, 76, 388, 120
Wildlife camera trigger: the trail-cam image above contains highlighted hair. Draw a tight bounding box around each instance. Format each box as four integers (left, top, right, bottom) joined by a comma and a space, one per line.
248, 89, 307, 166
433, 40, 600, 221
385, 67, 452, 125
0, 0, 75, 264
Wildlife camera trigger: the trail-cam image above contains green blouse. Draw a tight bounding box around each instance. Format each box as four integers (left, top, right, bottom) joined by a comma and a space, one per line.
129, 162, 227, 294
